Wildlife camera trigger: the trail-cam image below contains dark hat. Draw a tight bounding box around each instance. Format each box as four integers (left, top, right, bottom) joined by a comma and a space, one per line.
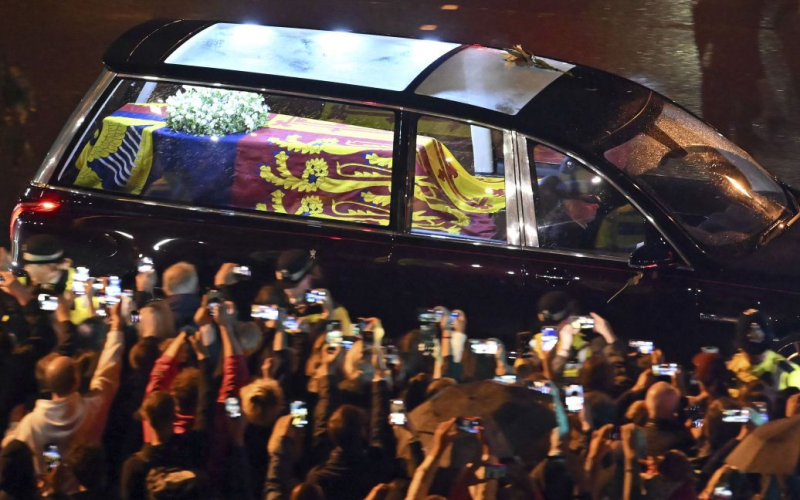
736, 309, 773, 355
275, 249, 316, 283
22, 235, 65, 265
692, 352, 728, 386
537, 291, 574, 324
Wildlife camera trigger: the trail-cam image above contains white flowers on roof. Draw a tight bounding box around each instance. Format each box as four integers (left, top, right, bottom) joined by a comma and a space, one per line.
166, 86, 271, 136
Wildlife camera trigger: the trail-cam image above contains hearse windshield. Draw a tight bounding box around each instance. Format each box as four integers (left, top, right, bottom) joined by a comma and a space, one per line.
603, 97, 790, 251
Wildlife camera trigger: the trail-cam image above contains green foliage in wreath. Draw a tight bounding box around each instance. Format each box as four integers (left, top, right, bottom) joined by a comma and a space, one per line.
166, 86, 271, 136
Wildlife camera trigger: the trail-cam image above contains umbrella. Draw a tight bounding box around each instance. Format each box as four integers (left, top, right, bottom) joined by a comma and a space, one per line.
726, 415, 800, 475
408, 380, 556, 466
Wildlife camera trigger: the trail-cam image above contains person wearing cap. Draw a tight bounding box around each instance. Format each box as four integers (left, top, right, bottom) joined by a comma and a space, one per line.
524, 291, 618, 382
20, 234, 69, 290
727, 309, 800, 391
538, 178, 602, 251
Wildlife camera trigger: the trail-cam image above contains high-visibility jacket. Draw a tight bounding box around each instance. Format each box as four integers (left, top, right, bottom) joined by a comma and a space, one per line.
728, 349, 800, 391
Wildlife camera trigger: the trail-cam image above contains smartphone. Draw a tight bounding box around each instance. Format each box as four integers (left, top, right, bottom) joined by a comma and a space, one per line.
753, 401, 769, 422
712, 486, 733, 499
541, 328, 558, 352
565, 384, 584, 413
527, 380, 552, 395
609, 425, 621, 440
283, 316, 299, 332
72, 267, 90, 295
722, 409, 750, 423
362, 329, 374, 348
251, 304, 280, 321
629, 340, 654, 355
702, 346, 720, 354
470, 339, 498, 355
131, 310, 140, 324
225, 396, 242, 419
455, 417, 481, 434
517, 332, 534, 359
326, 330, 343, 348
206, 289, 222, 315
305, 289, 327, 305
570, 316, 595, 330
232, 265, 251, 278
290, 401, 308, 428
389, 399, 406, 426
384, 345, 399, 366
106, 276, 122, 299
652, 363, 679, 377
494, 374, 516, 384
418, 308, 443, 324
484, 463, 507, 480
43, 445, 60, 472
137, 257, 154, 274
38, 294, 58, 312
692, 419, 704, 428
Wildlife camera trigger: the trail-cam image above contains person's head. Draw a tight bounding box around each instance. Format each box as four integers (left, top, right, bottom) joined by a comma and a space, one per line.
240, 379, 283, 427
328, 404, 366, 451
657, 450, 693, 484
22, 234, 65, 285
563, 198, 600, 225
66, 442, 105, 491
645, 381, 680, 420
290, 482, 325, 500
162, 262, 198, 296
74, 317, 108, 352
736, 309, 773, 361
139, 391, 176, 438
692, 351, 730, 396
704, 398, 744, 451
129, 336, 162, 375
579, 355, 615, 394
275, 249, 321, 303
46, 355, 79, 398
138, 300, 176, 339
0, 440, 36, 496
537, 291, 574, 329
171, 368, 199, 415
238, 321, 264, 357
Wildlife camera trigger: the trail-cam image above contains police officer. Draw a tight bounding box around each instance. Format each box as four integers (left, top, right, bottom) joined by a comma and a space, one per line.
728, 309, 800, 391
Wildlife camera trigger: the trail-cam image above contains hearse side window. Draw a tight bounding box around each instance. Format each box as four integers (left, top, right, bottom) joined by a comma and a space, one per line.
528, 141, 646, 256
408, 116, 507, 242
55, 79, 396, 227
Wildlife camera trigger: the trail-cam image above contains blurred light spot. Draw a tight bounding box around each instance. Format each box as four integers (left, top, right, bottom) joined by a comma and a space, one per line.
441, 4, 459, 10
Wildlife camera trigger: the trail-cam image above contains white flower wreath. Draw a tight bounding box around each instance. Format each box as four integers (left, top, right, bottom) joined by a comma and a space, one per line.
166, 86, 271, 136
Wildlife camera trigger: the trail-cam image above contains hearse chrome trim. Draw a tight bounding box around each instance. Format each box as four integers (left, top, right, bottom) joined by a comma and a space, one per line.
517, 134, 693, 269
38, 184, 397, 238
503, 131, 522, 247
513, 131, 538, 248
34, 70, 117, 185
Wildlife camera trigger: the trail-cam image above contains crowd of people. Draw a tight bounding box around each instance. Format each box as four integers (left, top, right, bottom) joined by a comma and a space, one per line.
1, 234, 800, 499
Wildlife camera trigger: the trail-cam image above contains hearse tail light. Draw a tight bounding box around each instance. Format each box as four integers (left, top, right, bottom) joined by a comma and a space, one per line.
10, 200, 61, 241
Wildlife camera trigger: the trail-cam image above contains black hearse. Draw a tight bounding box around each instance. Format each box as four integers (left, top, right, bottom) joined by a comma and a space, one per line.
12, 20, 800, 359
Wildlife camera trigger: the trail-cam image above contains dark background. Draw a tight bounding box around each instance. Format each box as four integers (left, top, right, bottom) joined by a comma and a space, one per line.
2, 0, 799, 247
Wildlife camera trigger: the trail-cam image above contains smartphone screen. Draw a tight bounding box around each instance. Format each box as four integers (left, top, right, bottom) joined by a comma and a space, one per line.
494, 374, 516, 384
38, 294, 58, 312
283, 316, 298, 331
43, 445, 60, 472
305, 289, 327, 304
106, 276, 121, 298
326, 330, 343, 347
456, 417, 481, 434
389, 399, 406, 426
565, 384, 584, 413
251, 304, 279, 320
570, 316, 595, 330
131, 310, 140, 324
484, 464, 507, 480
629, 340, 654, 355
232, 265, 251, 278
652, 363, 679, 377
72, 267, 90, 295
470, 339, 498, 355
753, 402, 769, 422
137, 257, 154, 274
418, 308, 443, 323
541, 328, 558, 352
527, 380, 552, 395
225, 396, 241, 419
722, 409, 750, 423
290, 401, 308, 428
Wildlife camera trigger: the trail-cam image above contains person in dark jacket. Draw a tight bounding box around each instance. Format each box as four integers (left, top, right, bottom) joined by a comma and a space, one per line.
642, 382, 695, 457
0, 440, 39, 500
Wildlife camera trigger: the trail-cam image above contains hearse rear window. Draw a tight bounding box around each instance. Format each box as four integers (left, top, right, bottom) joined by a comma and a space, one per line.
56, 79, 397, 227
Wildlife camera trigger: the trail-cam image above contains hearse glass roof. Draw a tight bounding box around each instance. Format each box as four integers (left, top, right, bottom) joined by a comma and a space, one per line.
414, 46, 575, 115
165, 23, 460, 92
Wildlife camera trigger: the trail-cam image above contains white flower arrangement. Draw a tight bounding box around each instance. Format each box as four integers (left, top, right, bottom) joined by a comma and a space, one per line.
166, 86, 271, 136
